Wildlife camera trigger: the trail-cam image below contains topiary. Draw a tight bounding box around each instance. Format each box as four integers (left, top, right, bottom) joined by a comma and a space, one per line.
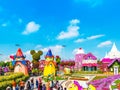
30, 50, 43, 69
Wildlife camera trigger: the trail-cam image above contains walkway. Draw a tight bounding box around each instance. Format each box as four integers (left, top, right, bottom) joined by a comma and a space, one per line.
24, 76, 43, 90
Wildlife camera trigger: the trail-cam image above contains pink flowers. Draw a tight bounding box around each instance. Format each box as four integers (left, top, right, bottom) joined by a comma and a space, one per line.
89, 75, 120, 89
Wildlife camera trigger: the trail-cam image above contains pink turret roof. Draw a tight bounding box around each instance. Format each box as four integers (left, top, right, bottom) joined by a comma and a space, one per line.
84, 53, 97, 60
101, 58, 111, 63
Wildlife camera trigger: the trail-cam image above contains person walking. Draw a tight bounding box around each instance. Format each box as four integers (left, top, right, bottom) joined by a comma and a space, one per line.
46, 81, 50, 90
6, 86, 11, 90
42, 84, 46, 90
26, 81, 31, 90
38, 82, 42, 90
31, 78, 34, 90
19, 80, 25, 90
12, 79, 16, 90
36, 79, 39, 88
15, 84, 19, 90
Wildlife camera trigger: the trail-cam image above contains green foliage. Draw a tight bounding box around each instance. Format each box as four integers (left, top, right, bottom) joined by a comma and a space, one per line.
93, 76, 107, 80
0, 73, 29, 89
111, 85, 117, 89
30, 50, 43, 62
114, 79, 120, 84
0, 61, 6, 67
9, 62, 14, 71
32, 68, 39, 74
30, 50, 36, 55
56, 76, 66, 80
0, 73, 23, 82
38, 51, 43, 55
56, 57, 61, 64
30, 50, 43, 69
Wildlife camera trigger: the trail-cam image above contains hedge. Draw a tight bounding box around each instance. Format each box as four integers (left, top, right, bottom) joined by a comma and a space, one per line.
0, 73, 29, 89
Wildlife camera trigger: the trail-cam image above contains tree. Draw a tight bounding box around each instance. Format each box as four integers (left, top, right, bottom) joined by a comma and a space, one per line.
0, 61, 6, 67
55, 56, 61, 71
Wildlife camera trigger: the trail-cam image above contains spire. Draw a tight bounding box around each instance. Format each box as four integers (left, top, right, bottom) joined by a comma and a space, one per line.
107, 42, 120, 59
104, 52, 108, 58
111, 42, 118, 52
45, 49, 54, 58
16, 48, 24, 57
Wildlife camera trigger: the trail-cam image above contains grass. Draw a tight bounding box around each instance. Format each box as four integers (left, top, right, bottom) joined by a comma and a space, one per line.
73, 71, 98, 75
92, 76, 107, 80
43, 75, 68, 82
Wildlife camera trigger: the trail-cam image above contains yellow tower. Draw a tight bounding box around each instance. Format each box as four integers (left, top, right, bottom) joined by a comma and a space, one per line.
43, 49, 56, 77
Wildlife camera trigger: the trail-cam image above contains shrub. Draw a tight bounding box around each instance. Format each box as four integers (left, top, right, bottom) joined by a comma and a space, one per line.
0, 73, 29, 89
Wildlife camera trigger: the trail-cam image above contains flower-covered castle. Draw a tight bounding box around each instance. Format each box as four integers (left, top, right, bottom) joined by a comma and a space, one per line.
11, 48, 28, 75
101, 43, 120, 75
75, 48, 97, 71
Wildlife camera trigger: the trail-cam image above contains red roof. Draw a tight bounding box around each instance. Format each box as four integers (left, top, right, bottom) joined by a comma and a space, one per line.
16, 48, 24, 57
82, 63, 97, 67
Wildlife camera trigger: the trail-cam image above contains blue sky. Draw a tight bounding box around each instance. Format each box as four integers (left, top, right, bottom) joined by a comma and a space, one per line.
0, 0, 120, 60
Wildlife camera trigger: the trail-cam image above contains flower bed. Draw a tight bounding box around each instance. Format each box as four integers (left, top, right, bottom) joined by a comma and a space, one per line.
89, 75, 120, 90
0, 73, 29, 89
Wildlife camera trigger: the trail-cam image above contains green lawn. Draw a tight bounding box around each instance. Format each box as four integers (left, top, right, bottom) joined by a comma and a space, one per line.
92, 76, 107, 80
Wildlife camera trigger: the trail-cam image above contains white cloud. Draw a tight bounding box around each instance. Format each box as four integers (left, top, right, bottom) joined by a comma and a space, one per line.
22, 21, 40, 35
72, 48, 79, 55
97, 41, 112, 48
24, 50, 32, 60
72, 48, 85, 55
70, 19, 80, 25
74, 34, 105, 43
41, 45, 63, 55
87, 34, 105, 40
57, 19, 80, 40
74, 38, 85, 43
35, 45, 42, 50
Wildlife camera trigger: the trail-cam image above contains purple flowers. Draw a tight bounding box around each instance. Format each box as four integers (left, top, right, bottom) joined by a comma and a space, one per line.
89, 75, 120, 89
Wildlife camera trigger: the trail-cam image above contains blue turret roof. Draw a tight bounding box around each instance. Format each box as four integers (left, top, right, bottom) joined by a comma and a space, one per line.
46, 49, 53, 57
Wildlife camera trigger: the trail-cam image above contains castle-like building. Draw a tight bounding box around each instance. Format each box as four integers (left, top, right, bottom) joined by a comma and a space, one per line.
101, 43, 120, 75
105, 43, 120, 59
75, 48, 97, 71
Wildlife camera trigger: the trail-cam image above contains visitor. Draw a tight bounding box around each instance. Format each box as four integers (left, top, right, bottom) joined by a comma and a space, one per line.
15, 84, 19, 90
42, 84, 46, 90
12, 79, 16, 90
38, 82, 42, 90
19, 80, 25, 90
46, 81, 50, 90
55, 81, 60, 89
36, 79, 39, 88
57, 85, 62, 90
64, 88, 66, 90
26, 81, 31, 90
31, 78, 34, 89
52, 80, 55, 87
6, 86, 11, 90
